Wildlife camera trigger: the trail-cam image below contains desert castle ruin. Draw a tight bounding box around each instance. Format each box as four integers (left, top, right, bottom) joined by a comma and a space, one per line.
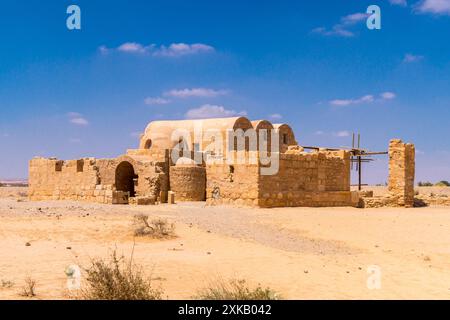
29, 117, 415, 208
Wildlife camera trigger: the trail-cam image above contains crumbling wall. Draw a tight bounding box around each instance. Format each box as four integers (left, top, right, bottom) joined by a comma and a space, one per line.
29, 155, 169, 204
359, 139, 416, 208
388, 139, 415, 207
169, 165, 206, 201
98, 156, 168, 202
28, 157, 112, 203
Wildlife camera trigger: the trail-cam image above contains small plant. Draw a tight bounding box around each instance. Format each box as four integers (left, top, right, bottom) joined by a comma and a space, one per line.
133, 214, 175, 238
82, 250, 162, 300
195, 279, 279, 300
1, 279, 14, 289
20, 277, 36, 297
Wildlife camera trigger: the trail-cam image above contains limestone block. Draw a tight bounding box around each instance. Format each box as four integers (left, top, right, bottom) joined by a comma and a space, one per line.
112, 191, 129, 205
168, 191, 175, 204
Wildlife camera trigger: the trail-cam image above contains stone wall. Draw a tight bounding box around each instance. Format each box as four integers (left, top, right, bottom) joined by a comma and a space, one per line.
258, 150, 355, 208
29, 155, 169, 204
169, 165, 206, 201
206, 160, 259, 207
388, 139, 415, 207
29, 157, 109, 203
205, 149, 356, 208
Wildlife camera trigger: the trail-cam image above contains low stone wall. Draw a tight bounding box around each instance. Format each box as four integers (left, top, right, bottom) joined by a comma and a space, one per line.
258, 190, 359, 208
415, 194, 450, 207
359, 194, 450, 208
29, 157, 100, 201
29, 155, 168, 204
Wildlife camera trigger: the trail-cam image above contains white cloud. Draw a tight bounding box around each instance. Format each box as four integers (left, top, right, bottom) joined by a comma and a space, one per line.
330, 94, 374, 106
69, 138, 81, 143
185, 104, 247, 119
341, 13, 369, 24
314, 130, 325, 135
117, 42, 147, 53
144, 97, 171, 105
330, 92, 396, 106
269, 113, 283, 120
389, 0, 408, 6
415, 0, 450, 15
68, 112, 89, 126
70, 117, 89, 126
100, 42, 215, 57
312, 27, 355, 38
334, 131, 351, 137
403, 53, 424, 63
380, 92, 396, 100
312, 12, 368, 37
154, 43, 215, 57
165, 88, 228, 98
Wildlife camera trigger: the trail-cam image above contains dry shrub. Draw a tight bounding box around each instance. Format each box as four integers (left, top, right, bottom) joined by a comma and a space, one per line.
82, 250, 162, 300
195, 279, 279, 300
133, 214, 175, 238
20, 277, 36, 297
1, 280, 14, 289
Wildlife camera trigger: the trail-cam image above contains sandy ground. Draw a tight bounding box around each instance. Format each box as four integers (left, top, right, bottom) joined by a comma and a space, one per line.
1, 186, 450, 300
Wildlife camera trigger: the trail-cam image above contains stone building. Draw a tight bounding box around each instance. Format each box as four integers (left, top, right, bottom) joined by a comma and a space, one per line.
28, 117, 415, 208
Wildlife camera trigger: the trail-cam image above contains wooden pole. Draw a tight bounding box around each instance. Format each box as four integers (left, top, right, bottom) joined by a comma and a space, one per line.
358, 155, 362, 191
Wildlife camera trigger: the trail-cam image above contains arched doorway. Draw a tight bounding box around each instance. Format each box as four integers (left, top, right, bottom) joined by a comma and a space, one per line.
115, 161, 138, 197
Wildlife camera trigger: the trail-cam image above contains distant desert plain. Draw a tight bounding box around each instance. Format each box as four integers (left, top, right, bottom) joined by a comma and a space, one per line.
1, 186, 450, 300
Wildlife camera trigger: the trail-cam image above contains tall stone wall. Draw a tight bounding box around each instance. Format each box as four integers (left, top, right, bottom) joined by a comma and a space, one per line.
388, 139, 415, 207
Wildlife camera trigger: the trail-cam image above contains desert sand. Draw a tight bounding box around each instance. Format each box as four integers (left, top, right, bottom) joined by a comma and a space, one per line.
1, 186, 450, 300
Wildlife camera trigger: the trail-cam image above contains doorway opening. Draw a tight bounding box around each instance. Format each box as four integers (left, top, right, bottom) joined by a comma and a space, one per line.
115, 161, 138, 197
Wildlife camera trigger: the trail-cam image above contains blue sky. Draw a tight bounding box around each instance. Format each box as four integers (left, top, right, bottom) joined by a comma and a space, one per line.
0, 0, 449, 184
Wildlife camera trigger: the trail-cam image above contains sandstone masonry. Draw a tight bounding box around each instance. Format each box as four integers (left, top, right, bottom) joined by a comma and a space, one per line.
29, 117, 415, 209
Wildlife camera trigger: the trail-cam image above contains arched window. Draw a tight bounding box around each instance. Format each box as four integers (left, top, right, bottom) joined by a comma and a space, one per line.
144, 139, 152, 149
